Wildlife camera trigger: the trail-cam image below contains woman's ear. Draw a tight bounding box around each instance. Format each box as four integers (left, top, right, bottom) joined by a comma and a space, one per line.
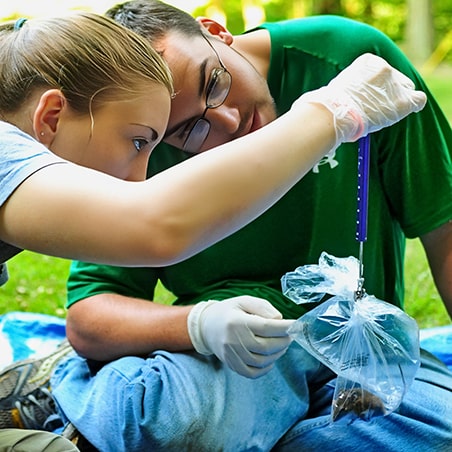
196, 17, 234, 46
32, 89, 67, 146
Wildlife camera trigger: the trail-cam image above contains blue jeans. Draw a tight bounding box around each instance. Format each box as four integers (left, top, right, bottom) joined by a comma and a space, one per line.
51, 345, 452, 451
275, 349, 452, 451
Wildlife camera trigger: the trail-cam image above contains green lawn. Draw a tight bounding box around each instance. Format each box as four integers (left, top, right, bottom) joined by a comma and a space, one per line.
0, 252, 175, 317
1, 68, 451, 329
423, 67, 452, 121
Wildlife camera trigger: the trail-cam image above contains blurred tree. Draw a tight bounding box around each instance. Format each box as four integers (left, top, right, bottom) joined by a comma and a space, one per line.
181, 0, 451, 64
241, 0, 266, 28
310, 0, 344, 15
406, 0, 434, 64
431, 0, 452, 66
265, 0, 310, 21
194, 0, 244, 32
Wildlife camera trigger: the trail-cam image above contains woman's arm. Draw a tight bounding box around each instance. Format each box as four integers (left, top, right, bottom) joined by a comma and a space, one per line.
0, 54, 426, 266
0, 102, 334, 265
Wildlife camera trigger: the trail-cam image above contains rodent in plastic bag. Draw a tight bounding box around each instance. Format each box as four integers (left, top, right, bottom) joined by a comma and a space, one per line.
281, 252, 421, 423
332, 377, 386, 422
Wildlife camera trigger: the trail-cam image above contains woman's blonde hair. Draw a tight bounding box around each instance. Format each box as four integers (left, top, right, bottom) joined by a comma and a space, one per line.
0, 12, 173, 116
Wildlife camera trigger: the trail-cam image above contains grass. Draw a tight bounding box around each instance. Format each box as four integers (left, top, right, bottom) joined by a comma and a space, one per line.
0, 252, 175, 317
423, 66, 452, 121
404, 239, 451, 328
1, 67, 451, 330
0, 253, 70, 318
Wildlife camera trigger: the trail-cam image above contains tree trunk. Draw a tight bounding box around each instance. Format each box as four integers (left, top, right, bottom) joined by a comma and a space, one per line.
406, 0, 434, 64
310, 0, 343, 15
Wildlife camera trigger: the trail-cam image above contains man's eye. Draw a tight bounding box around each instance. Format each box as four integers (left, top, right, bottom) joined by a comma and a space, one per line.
205, 71, 219, 99
175, 120, 196, 142
133, 138, 149, 152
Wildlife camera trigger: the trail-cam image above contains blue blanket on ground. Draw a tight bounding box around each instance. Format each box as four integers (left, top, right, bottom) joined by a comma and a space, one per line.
0, 311, 66, 368
0, 311, 451, 371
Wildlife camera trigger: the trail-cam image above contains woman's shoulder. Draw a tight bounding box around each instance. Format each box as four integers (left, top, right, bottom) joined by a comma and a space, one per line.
0, 121, 66, 207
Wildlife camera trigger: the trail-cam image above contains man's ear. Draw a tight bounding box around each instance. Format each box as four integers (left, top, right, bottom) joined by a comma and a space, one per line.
32, 89, 67, 146
196, 17, 233, 46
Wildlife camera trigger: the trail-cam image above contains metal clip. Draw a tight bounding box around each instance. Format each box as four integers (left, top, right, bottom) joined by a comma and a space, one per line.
354, 277, 366, 300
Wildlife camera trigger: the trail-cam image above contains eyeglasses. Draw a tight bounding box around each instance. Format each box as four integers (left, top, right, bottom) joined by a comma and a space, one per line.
182, 34, 232, 153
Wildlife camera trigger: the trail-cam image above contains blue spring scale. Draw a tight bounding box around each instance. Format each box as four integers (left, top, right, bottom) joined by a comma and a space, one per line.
355, 135, 370, 299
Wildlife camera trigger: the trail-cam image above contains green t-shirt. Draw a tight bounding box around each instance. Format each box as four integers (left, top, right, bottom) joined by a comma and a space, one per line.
67, 16, 452, 318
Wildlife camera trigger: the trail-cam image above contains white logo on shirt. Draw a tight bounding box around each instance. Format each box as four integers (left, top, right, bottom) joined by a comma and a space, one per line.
312, 149, 339, 173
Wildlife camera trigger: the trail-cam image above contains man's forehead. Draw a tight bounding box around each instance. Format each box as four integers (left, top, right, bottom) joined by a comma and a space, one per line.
157, 33, 208, 135
156, 32, 203, 61
158, 34, 210, 87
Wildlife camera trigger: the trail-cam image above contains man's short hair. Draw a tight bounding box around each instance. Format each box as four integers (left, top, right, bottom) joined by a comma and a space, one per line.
105, 0, 202, 43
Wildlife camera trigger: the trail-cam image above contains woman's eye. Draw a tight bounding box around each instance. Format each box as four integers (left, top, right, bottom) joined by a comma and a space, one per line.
133, 138, 149, 152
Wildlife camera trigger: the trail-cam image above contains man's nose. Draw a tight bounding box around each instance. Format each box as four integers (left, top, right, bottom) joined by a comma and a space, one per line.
207, 103, 241, 135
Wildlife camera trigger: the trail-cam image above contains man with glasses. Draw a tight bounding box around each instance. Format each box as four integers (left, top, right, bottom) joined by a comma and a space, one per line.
31, 1, 452, 450
180, 33, 232, 153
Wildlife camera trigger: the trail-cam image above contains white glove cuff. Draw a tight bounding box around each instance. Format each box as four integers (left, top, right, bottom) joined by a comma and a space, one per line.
187, 300, 217, 355
295, 88, 365, 143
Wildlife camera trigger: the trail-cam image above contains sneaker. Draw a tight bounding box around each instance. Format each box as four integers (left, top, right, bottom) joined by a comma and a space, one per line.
0, 339, 74, 431
63, 422, 99, 452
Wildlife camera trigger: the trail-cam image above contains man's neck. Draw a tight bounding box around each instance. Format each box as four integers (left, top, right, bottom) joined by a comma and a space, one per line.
233, 28, 271, 79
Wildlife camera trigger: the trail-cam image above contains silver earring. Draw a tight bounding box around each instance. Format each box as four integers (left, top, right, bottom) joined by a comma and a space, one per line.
40, 132, 44, 136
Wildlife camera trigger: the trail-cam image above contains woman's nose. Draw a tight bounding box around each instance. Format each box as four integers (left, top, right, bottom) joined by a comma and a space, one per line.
126, 153, 150, 181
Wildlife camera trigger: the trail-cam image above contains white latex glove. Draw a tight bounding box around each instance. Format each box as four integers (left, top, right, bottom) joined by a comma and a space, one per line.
293, 53, 427, 145
187, 296, 295, 378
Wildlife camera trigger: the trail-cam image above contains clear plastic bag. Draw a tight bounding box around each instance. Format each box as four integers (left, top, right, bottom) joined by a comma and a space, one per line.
282, 252, 421, 423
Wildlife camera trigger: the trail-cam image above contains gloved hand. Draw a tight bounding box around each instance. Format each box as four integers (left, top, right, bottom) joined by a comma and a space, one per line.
293, 53, 427, 145
187, 296, 295, 378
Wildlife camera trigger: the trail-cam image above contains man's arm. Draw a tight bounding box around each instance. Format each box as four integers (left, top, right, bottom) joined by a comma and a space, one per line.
66, 291, 295, 379
421, 221, 452, 319
66, 293, 193, 360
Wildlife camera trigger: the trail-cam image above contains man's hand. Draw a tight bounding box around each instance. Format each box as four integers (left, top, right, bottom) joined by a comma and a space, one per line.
188, 296, 295, 378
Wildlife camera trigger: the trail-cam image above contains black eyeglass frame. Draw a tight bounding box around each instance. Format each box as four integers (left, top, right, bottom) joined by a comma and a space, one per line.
182, 34, 232, 153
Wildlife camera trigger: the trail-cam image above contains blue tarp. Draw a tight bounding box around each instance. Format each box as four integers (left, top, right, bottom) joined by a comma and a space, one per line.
0, 311, 451, 371
0, 311, 66, 368
419, 324, 452, 370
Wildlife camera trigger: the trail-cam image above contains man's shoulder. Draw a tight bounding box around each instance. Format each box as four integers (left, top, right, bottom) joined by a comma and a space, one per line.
260, 15, 400, 76
259, 16, 390, 49
260, 15, 376, 33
